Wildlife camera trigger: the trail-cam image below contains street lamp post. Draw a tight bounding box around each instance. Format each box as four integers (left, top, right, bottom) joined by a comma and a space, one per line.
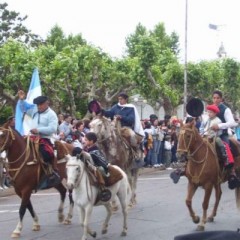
134, 97, 147, 120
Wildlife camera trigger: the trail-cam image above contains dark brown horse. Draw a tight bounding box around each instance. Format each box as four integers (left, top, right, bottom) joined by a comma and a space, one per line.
0, 125, 74, 238
177, 120, 240, 231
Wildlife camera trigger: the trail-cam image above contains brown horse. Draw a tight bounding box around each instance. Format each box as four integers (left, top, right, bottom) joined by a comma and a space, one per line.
0, 125, 74, 238
177, 120, 240, 231
89, 116, 141, 206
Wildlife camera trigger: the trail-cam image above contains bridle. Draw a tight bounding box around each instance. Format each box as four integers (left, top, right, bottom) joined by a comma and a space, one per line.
0, 127, 15, 152
0, 127, 31, 181
177, 127, 206, 163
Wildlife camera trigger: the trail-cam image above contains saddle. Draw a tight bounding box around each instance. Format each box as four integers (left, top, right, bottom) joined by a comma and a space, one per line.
86, 164, 123, 187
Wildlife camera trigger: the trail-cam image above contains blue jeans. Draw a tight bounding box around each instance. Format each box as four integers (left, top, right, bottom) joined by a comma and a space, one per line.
157, 141, 165, 165
152, 139, 161, 165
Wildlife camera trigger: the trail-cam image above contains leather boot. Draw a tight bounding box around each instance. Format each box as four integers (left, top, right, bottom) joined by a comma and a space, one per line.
217, 143, 233, 168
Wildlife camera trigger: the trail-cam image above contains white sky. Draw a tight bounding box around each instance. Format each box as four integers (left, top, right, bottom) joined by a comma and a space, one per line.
5, 0, 240, 62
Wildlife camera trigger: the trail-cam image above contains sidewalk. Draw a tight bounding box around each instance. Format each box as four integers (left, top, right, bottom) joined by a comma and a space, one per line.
0, 167, 170, 198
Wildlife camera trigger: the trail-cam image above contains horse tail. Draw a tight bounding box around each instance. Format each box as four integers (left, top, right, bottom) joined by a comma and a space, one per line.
235, 187, 240, 210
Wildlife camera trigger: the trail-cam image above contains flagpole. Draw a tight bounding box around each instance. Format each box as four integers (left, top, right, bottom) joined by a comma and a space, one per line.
183, 0, 188, 118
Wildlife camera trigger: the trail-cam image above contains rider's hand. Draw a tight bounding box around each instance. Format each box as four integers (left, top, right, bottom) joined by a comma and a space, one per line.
18, 90, 25, 100
30, 129, 39, 134
211, 124, 219, 131
115, 115, 122, 120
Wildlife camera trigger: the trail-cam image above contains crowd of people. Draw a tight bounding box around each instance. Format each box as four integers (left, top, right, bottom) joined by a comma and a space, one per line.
141, 114, 180, 170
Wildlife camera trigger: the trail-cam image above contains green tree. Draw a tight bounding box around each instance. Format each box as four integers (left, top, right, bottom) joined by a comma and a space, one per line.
0, 2, 42, 46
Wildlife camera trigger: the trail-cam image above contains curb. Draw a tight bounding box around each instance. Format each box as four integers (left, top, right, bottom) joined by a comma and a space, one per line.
0, 187, 15, 198
0, 168, 172, 198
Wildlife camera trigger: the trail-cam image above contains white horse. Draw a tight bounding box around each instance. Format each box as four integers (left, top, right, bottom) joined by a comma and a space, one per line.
66, 152, 129, 240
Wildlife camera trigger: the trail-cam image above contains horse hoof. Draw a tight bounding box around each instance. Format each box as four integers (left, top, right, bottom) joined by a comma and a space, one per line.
102, 229, 107, 234
207, 217, 214, 222
11, 232, 20, 238
90, 231, 97, 238
193, 216, 200, 224
58, 215, 65, 223
196, 225, 205, 231
63, 219, 71, 225
32, 224, 40, 231
121, 231, 127, 236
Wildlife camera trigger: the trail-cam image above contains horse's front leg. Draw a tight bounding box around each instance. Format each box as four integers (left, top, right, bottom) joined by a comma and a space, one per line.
102, 203, 112, 234
207, 183, 222, 222
11, 195, 32, 238
55, 183, 67, 223
80, 205, 96, 240
26, 200, 40, 231
197, 184, 213, 231
130, 168, 138, 206
64, 190, 74, 225
186, 182, 199, 224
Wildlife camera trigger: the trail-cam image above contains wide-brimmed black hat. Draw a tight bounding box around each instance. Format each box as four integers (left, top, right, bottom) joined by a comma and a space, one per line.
186, 98, 204, 117
33, 96, 48, 105
88, 100, 102, 114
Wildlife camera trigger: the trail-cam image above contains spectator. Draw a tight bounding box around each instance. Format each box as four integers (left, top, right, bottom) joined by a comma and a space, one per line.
59, 114, 73, 142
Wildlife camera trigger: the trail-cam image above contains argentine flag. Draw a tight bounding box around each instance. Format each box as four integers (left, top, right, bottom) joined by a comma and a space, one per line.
15, 68, 42, 135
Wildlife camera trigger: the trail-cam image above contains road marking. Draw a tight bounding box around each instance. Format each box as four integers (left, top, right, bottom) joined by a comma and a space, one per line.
33, 192, 59, 196
0, 204, 19, 207
139, 177, 170, 181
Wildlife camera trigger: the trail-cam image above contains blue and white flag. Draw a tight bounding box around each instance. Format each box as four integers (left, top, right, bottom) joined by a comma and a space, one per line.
209, 23, 218, 30
15, 68, 42, 135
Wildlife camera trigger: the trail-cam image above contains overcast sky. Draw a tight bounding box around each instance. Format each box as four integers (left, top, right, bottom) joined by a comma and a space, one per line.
5, 0, 240, 62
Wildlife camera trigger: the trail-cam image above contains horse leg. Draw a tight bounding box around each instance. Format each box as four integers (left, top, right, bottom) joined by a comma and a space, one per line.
26, 200, 40, 231
127, 171, 134, 208
102, 203, 112, 234
207, 183, 222, 222
186, 182, 199, 224
64, 189, 74, 225
11, 192, 32, 238
197, 184, 213, 231
130, 168, 138, 206
111, 197, 119, 212
55, 183, 67, 223
117, 186, 128, 237
80, 205, 96, 240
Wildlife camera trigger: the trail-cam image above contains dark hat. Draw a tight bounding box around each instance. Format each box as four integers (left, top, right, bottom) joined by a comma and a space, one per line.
88, 100, 102, 114
33, 96, 48, 105
118, 92, 129, 99
206, 104, 220, 114
186, 98, 204, 117
150, 114, 158, 119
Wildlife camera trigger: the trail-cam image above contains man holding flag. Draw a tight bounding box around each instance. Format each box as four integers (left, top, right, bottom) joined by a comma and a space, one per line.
15, 68, 60, 184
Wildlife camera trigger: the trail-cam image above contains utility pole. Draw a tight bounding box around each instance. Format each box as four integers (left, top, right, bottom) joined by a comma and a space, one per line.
183, 0, 188, 118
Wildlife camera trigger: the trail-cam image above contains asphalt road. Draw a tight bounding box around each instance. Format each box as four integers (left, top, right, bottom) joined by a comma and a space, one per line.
1, 169, 240, 240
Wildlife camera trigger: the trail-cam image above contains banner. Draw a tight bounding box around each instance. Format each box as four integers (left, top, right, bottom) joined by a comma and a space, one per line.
15, 68, 42, 135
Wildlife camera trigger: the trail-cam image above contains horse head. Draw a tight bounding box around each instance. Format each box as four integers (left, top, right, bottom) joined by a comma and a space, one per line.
66, 154, 83, 190
66, 151, 92, 190
0, 126, 15, 152
177, 120, 199, 162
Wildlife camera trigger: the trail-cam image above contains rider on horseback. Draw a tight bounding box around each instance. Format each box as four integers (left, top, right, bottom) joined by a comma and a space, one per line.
170, 90, 239, 189
84, 132, 110, 178
18, 90, 59, 182
102, 92, 144, 159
